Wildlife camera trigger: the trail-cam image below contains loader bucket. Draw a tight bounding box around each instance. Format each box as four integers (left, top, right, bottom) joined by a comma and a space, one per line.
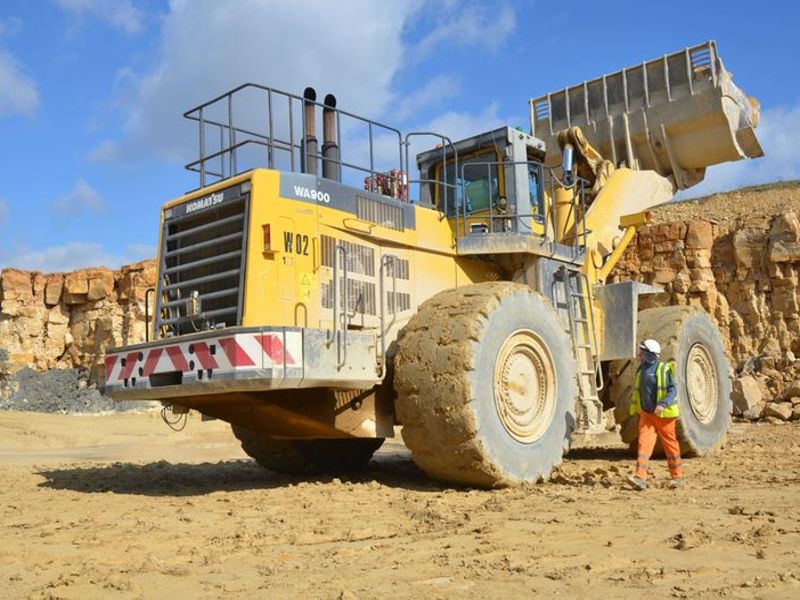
530, 41, 763, 190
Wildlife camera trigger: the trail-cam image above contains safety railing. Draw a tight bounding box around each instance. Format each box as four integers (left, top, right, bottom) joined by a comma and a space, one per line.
378, 254, 399, 379
403, 132, 459, 218
184, 83, 405, 191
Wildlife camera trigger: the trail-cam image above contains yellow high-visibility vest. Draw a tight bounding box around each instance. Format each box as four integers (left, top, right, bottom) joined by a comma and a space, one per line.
630, 361, 679, 418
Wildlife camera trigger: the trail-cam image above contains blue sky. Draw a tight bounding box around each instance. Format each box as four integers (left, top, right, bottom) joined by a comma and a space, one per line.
1, 0, 798, 272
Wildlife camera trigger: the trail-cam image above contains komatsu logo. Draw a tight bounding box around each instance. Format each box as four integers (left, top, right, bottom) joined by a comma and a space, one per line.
185, 192, 224, 213
293, 185, 331, 204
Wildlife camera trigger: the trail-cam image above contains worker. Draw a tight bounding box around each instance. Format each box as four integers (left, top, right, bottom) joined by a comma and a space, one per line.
626, 339, 683, 491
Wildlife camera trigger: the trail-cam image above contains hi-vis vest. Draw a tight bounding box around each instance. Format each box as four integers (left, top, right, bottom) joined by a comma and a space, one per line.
630, 361, 679, 418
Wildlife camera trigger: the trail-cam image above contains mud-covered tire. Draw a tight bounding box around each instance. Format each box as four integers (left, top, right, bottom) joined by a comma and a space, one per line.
394, 282, 578, 488
610, 306, 732, 457
232, 425, 310, 474
232, 425, 384, 474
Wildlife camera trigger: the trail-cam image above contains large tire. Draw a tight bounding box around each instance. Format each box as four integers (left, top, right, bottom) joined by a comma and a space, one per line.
296, 438, 384, 472
232, 425, 384, 474
610, 306, 732, 457
394, 282, 578, 488
232, 425, 310, 474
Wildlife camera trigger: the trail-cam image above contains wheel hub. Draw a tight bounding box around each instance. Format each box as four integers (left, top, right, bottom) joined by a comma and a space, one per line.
686, 343, 718, 424
493, 330, 557, 443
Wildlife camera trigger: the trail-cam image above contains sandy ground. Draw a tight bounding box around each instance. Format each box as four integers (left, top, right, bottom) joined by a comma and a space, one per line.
0, 412, 799, 599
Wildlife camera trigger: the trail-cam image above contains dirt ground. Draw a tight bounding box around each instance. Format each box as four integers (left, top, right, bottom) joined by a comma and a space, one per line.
0, 412, 799, 599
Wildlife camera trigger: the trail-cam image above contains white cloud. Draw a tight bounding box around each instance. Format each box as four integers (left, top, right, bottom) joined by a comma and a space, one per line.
55, 0, 144, 35
112, 0, 418, 163
394, 74, 461, 121
410, 3, 516, 59
87, 139, 121, 163
683, 102, 800, 198
52, 180, 106, 216
101, 0, 515, 167
1, 242, 132, 272
0, 48, 39, 117
420, 103, 507, 143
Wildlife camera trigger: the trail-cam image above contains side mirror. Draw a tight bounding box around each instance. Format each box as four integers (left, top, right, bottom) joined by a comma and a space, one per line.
561, 143, 574, 186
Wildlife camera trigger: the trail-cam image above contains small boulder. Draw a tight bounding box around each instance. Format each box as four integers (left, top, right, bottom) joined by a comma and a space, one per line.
742, 405, 764, 421
763, 402, 793, 421
731, 375, 763, 416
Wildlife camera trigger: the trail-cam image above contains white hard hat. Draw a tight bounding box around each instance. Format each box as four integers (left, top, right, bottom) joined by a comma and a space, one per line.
639, 339, 661, 354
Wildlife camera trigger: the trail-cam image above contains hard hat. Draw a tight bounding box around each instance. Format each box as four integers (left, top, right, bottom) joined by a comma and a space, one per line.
639, 339, 661, 354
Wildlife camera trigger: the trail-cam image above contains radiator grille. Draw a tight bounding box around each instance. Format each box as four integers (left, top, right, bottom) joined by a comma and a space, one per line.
320, 235, 375, 276
322, 279, 377, 316
386, 291, 411, 314
157, 189, 248, 336
385, 257, 410, 280
356, 194, 404, 231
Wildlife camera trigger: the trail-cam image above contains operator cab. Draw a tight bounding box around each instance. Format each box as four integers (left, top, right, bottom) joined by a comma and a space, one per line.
416, 126, 548, 235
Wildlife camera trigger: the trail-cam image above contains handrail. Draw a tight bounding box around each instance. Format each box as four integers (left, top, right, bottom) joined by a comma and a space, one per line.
331, 244, 349, 368
378, 254, 398, 379
581, 271, 604, 392
184, 82, 406, 191
403, 132, 458, 218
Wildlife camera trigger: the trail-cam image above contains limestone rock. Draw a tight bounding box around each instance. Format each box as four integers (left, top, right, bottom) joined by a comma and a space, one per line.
742, 405, 764, 421
0, 260, 156, 376
686, 220, 714, 250
609, 206, 800, 409
731, 375, 763, 416
763, 402, 793, 421
1, 269, 33, 300
44, 274, 64, 306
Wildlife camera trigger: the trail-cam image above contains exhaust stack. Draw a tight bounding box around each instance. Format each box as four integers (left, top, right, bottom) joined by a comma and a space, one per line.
301, 87, 318, 176
322, 94, 341, 181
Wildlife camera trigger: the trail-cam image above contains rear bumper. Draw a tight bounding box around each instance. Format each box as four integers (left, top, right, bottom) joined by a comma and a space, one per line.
104, 326, 380, 401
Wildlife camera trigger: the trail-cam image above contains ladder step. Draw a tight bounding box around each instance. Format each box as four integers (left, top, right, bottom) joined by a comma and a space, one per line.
577, 343, 593, 349
573, 318, 588, 324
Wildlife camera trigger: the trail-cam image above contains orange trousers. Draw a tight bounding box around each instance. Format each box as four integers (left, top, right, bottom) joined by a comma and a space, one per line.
635, 412, 683, 480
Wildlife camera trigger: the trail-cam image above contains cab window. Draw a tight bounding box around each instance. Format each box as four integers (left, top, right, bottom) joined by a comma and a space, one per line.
529, 163, 545, 223
438, 149, 500, 216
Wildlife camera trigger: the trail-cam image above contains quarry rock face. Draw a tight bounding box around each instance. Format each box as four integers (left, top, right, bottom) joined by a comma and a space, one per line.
0, 261, 156, 380
611, 182, 800, 406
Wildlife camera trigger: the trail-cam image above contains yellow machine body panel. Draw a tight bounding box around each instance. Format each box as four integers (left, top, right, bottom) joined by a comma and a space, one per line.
156, 169, 500, 341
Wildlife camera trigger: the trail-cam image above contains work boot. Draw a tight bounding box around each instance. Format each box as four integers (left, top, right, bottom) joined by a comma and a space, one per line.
667, 477, 683, 489
626, 475, 647, 491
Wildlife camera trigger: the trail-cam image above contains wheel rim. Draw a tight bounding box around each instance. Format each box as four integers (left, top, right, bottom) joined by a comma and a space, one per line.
686, 343, 719, 424
493, 329, 557, 443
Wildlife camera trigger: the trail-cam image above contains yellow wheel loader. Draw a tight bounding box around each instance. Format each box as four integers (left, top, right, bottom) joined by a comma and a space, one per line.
105, 41, 762, 487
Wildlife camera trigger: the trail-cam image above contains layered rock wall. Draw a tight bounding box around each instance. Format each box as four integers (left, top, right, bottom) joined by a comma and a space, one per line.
0, 261, 156, 379
610, 209, 800, 415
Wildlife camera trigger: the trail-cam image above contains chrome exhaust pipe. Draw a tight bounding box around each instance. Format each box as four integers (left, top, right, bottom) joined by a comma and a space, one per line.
301, 87, 318, 175
322, 94, 341, 181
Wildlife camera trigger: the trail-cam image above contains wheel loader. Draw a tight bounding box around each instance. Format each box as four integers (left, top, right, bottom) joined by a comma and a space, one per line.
104, 41, 763, 487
